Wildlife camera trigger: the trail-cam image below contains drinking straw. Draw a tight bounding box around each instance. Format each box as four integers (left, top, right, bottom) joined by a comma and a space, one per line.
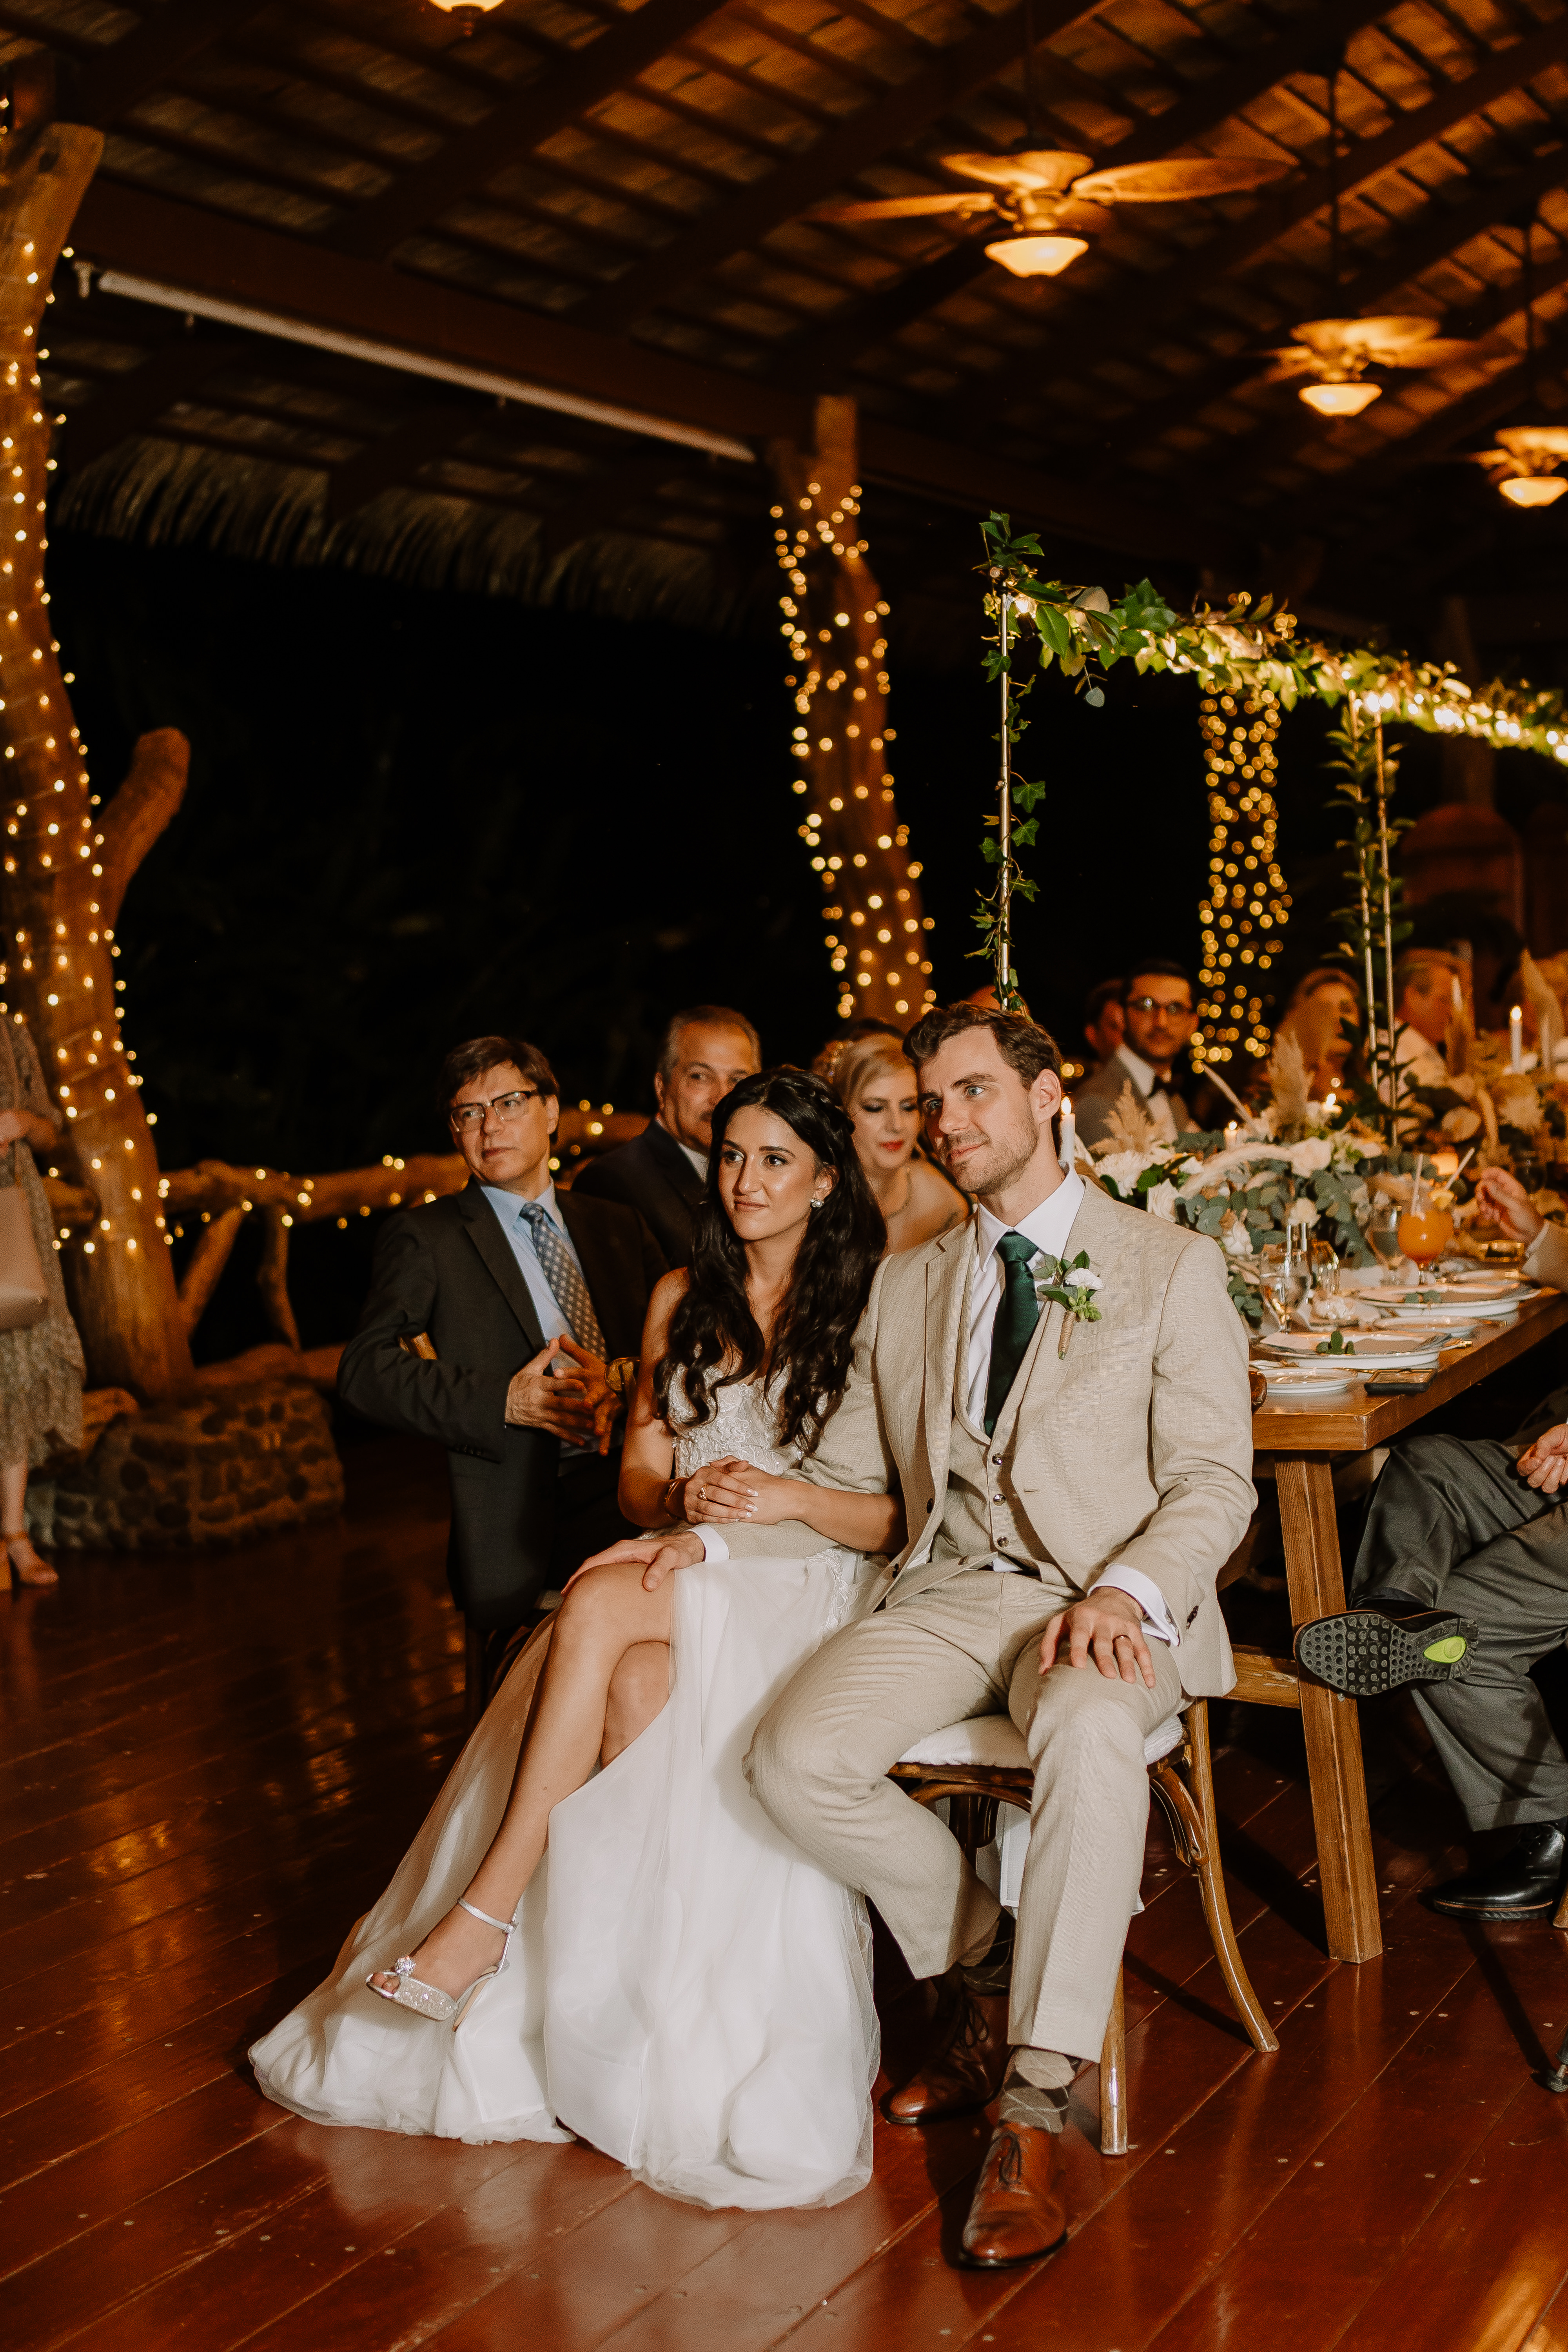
1451, 1145, 1477, 1183
1412, 1151, 1425, 1211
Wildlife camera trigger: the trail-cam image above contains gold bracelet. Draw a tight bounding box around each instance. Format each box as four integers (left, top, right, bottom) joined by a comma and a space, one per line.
662, 1475, 685, 1521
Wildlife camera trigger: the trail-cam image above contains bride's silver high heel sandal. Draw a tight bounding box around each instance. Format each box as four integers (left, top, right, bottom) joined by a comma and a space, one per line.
366, 1897, 518, 2029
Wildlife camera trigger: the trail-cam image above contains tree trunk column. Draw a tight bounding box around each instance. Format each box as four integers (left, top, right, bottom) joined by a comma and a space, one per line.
770, 397, 932, 1028
0, 120, 194, 1398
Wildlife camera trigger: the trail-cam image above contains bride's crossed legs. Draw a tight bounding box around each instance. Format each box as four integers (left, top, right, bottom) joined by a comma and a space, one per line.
367, 1560, 673, 2000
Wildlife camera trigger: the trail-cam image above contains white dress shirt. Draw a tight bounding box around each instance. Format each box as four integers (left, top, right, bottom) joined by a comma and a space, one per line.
1112, 1044, 1178, 1144
674, 1134, 709, 1182
479, 1180, 594, 1463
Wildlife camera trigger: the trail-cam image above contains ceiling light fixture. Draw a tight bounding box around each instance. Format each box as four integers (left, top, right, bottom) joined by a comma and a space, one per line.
429, 0, 504, 29
983, 234, 1088, 278
1499, 472, 1568, 508
1473, 218, 1568, 509
1298, 379, 1382, 418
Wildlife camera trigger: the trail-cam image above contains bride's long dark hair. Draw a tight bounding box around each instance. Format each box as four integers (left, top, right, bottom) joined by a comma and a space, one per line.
654, 1066, 886, 1458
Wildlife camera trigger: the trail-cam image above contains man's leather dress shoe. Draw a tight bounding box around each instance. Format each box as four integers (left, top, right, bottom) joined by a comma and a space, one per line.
1295, 1594, 1478, 1698
960, 2122, 1068, 2267
882, 1982, 1011, 2124
1426, 1818, 1568, 1920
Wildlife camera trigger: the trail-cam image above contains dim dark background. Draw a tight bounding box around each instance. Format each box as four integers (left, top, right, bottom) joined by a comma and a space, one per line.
47, 526, 1568, 1352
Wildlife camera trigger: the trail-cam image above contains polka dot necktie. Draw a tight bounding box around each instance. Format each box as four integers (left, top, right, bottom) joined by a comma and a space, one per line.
519, 1200, 605, 1358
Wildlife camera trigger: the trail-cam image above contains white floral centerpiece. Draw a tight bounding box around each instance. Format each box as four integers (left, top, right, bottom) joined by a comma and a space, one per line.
1085, 1038, 1387, 1327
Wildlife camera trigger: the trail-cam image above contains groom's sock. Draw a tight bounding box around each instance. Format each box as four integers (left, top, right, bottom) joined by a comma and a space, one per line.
960, 1907, 1015, 1999
999, 2048, 1074, 2134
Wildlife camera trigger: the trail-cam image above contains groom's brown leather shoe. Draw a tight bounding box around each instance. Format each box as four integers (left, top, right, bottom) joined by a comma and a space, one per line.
959, 2121, 1068, 2267
882, 1982, 1011, 2124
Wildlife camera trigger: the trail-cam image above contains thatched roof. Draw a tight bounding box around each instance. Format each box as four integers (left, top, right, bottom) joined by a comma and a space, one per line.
11, 0, 1568, 644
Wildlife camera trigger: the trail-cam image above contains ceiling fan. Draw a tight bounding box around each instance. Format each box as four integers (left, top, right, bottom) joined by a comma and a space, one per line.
1263, 315, 1480, 417
810, 147, 1291, 279
1472, 425, 1568, 508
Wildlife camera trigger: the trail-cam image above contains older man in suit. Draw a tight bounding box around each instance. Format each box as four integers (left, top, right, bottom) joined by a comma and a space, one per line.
573, 1004, 759, 1264
339, 1034, 665, 1702
587, 1005, 1252, 2265
1073, 960, 1196, 1149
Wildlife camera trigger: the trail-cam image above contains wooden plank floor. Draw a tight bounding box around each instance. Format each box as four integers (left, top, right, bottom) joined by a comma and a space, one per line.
4, 1435, 1567, 2352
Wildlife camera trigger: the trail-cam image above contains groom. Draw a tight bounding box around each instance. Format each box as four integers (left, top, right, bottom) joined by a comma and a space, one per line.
606, 1005, 1254, 2262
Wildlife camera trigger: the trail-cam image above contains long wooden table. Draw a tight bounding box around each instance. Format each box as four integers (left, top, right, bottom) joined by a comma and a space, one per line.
1244, 1285, 1568, 1965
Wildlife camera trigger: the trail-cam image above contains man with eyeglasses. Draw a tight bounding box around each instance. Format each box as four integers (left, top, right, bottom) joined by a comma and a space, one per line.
339, 1034, 666, 1709
1073, 962, 1196, 1151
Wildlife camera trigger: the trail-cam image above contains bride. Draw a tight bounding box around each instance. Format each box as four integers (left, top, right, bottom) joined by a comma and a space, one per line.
251, 1067, 903, 2210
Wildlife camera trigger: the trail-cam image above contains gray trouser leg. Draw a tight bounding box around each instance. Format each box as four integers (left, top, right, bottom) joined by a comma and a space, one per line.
1409, 1518, 1568, 1829
1351, 1432, 1546, 1610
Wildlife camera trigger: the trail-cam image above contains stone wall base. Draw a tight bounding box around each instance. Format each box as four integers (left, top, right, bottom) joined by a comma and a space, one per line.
27, 1376, 344, 1550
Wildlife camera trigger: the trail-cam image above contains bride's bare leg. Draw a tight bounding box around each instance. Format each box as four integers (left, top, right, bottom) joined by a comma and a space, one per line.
368, 1561, 672, 1998
601, 1642, 672, 1766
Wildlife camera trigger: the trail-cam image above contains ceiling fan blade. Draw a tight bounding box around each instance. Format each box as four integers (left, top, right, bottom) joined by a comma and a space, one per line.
1377, 337, 1479, 368
1498, 425, 1568, 457
809, 192, 994, 221
939, 149, 1091, 192
1070, 155, 1290, 203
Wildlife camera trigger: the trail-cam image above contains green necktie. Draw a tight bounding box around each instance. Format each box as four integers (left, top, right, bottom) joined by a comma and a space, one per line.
984, 1232, 1042, 1438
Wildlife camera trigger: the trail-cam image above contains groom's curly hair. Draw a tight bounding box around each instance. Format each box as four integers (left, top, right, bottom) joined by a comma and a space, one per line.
654, 1067, 885, 1459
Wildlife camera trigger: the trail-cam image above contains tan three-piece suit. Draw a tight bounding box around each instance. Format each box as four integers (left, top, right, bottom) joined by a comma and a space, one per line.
739, 1178, 1256, 2063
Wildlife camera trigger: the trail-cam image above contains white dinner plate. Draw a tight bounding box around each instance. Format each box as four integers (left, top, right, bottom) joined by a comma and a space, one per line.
1262, 1332, 1440, 1362
1262, 1370, 1357, 1395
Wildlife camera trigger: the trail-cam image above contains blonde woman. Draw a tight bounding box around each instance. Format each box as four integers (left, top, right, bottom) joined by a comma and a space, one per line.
1275, 966, 1364, 1103
829, 1034, 965, 1254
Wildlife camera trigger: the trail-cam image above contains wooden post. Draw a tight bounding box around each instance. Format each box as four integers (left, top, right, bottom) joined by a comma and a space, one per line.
1275, 1455, 1383, 1962
0, 112, 196, 1398
769, 396, 931, 1027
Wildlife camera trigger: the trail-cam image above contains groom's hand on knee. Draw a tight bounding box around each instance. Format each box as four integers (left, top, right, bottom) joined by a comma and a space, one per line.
569, 1531, 705, 1593
1039, 1590, 1156, 1688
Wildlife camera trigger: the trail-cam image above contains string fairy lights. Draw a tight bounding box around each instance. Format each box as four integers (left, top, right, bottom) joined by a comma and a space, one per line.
769, 401, 933, 1025
1196, 688, 1290, 1067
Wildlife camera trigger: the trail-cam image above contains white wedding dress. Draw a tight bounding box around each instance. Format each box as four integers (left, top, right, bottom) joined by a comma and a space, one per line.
250, 1379, 885, 2211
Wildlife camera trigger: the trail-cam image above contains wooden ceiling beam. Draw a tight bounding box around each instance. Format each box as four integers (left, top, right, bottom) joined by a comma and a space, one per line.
777, 0, 1397, 392
325, 402, 475, 519
571, 0, 1106, 337
329, 0, 735, 261
62, 332, 251, 470
72, 0, 271, 129
1040, 12, 1568, 386
68, 175, 1232, 565
539, 450, 696, 557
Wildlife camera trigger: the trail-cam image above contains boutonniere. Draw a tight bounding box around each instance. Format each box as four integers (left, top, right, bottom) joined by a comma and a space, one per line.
1034, 1250, 1103, 1357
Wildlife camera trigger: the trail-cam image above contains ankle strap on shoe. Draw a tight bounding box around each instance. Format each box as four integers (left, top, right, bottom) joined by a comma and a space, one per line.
457, 1896, 517, 1934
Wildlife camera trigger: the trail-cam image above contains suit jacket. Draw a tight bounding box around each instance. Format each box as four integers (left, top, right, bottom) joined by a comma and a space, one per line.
338, 1181, 666, 1626
572, 1118, 705, 1267
714, 1183, 1255, 1699
1074, 1048, 1192, 1151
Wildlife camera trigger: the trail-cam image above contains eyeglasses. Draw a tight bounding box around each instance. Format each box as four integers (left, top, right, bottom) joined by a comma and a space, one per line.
450, 1088, 541, 1131
1125, 996, 1194, 1018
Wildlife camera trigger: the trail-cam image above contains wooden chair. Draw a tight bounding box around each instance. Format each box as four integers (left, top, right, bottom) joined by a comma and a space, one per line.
889, 1698, 1278, 2154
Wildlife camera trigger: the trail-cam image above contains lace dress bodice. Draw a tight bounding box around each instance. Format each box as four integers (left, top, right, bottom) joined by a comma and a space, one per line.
667, 1372, 877, 1634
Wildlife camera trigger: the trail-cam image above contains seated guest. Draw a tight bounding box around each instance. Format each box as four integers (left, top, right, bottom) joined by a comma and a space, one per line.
1294, 1164, 1568, 1920
574, 1004, 760, 1263
1074, 961, 1196, 1148
1082, 977, 1125, 1074
813, 1016, 906, 1087
1275, 965, 1363, 1102
1391, 947, 1467, 1093
829, 1032, 965, 1253
339, 1036, 666, 1700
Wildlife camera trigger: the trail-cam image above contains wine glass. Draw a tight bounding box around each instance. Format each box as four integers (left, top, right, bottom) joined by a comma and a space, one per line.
1308, 1238, 1357, 1326
1258, 1242, 1310, 1332
1365, 1201, 1406, 1278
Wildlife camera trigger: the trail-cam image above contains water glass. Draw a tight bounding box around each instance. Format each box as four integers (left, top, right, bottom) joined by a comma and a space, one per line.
1258, 1243, 1310, 1331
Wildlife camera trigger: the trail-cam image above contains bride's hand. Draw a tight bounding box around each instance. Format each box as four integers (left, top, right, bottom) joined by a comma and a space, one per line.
565, 1531, 706, 1594
687, 1457, 805, 1526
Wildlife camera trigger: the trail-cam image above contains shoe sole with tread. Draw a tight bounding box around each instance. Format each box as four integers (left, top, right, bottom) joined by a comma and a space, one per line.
1294, 1609, 1479, 1698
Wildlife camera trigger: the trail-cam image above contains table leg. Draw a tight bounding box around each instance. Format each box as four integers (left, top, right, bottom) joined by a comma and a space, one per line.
1275, 1455, 1382, 1963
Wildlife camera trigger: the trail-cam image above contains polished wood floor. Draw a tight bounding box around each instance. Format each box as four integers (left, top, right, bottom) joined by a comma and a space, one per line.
4, 1436, 1568, 2352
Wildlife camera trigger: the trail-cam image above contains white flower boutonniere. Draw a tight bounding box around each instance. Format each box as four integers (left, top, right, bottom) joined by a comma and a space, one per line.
1034, 1249, 1103, 1357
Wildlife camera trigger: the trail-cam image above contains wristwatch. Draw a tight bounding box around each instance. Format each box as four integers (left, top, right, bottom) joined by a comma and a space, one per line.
604, 1354, 638, 1401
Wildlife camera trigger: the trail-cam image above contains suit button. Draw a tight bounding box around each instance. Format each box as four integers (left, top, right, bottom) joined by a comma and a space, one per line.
997, 1534, 1010, 1548
992, 1492, 1004, 1503
992, 1454, 1003, 1466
